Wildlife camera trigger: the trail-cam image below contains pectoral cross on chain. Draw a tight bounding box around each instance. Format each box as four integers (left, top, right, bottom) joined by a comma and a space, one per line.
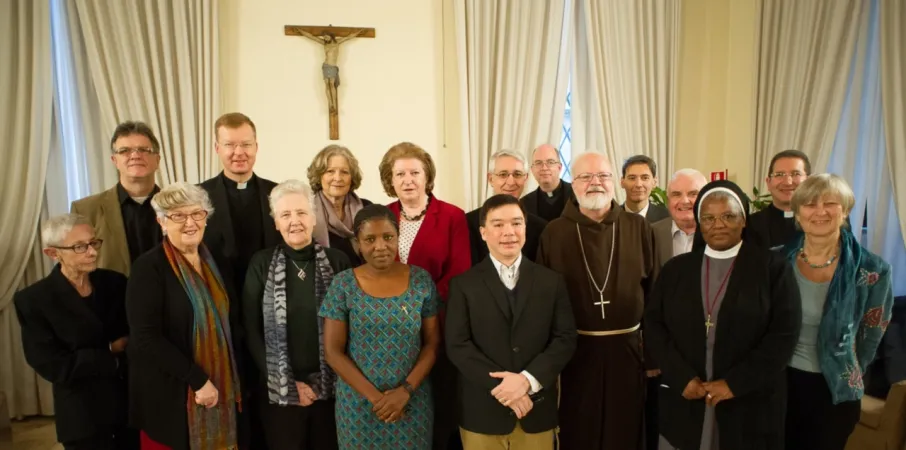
705, 314, 714, 336
594, 294, 611, 319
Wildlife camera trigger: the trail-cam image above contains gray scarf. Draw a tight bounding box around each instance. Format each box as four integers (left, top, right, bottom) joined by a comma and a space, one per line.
313, 191, 364, 253
262, 244, 336, 404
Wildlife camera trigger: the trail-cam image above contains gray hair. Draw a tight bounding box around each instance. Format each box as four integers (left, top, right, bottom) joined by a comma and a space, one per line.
41, 213, 91, 247
151, 182, 215, 220
487, 149, 527, 172
669, 168, 707, 185
269, 179, 316, 217
791, 173, 855, 217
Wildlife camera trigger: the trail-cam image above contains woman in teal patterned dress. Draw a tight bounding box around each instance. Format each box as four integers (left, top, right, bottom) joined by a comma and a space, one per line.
320, 204, 441, 449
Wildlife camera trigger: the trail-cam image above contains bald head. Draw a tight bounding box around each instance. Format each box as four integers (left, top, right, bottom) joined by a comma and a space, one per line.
666, 168, 707, 231
530, 144, 563, 191
570, 152, 615, 211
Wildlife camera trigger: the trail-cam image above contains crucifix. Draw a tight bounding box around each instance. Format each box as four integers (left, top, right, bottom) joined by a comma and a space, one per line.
594, 296, 611, 319
284, 24, 376, 140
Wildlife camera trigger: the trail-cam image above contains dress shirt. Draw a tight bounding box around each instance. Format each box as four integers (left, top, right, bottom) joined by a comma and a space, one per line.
489, 253, 541, 394
671, 221, 695, 257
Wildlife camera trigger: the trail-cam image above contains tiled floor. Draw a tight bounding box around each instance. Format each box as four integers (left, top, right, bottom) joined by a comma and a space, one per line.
9, 417, 60, 450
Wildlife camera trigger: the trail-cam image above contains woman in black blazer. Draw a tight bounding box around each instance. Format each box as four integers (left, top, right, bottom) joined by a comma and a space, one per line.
644, 180, 802, 449
15, 213, 135, 450
307, 144, 372, 265
126, 183, 244, 450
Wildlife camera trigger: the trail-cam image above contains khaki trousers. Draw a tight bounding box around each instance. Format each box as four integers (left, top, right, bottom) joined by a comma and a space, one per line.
459, 422, 554, 450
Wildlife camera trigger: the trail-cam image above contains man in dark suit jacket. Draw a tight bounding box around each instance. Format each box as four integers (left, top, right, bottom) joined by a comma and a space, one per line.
447, 194, 577, 449
15, 214, 136, 449
521, 144, 576, 222
71, 121, 163, 276
620, 154, 670, 222
199, 113, 280, 294
466, 149, 547, 266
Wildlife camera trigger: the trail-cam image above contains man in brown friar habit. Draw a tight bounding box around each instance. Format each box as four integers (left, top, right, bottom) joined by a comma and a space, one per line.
536, 151, 660, 450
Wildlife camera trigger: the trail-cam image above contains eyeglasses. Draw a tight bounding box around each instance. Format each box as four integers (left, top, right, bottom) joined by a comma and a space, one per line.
114, 147, 158, 156
53, 239, 103, 254
492, 171, 527, 180
769, 171, 806, 181
166, 210, 209, 223
219, 142, 256, 151
531, 159, 562, 168
700, 212, 742, 227
574, 172, 613, 183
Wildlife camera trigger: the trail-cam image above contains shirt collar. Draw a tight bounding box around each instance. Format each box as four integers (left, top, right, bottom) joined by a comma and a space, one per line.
671, 220, 695, 237
490, 253, 523, 274
705, 241, 743, 259
116, 182, 159, 205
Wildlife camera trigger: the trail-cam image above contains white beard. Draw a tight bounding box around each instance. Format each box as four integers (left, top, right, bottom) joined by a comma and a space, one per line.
578, 193, 611, 210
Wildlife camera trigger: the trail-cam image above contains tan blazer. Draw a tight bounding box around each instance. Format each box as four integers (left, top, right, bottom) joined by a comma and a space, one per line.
70, 186, 131, 275
651, 217, 676, 268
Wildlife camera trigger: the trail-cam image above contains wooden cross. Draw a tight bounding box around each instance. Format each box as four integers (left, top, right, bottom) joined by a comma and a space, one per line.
594, 294, 610, 319
284, 25, 376, 140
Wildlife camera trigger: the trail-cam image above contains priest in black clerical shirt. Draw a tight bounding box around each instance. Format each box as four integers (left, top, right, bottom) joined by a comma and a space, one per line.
200, 113, 280, 293
747, 150, 810, 250
521, 143, 577, 222
467, 149, 548, 266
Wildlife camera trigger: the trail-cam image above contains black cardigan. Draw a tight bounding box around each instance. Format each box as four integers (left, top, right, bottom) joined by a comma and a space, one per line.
125, 244, 244, 449
644, 243, 802, 449
14, 267, 129, 443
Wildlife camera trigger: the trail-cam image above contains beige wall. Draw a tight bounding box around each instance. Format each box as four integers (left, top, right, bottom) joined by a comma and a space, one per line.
220, 0, 465, 207
220, 0, 763, 207
674, 0, 761, 193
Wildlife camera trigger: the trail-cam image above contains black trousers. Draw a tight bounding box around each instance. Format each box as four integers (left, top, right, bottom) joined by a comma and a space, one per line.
785, 367, 861, 450
644, 375, 660, 450
62, 425, 138, 450
431, 352, 462, 450
259, 396, 339, 450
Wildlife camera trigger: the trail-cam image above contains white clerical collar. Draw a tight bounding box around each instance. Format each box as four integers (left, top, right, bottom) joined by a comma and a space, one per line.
704, 241, 743, 259
490, 253, 523, 273
783, 210, 794, 218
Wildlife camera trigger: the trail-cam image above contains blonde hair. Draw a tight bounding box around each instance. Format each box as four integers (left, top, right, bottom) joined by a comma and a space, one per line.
214, 112, 257, 139
41, 213, 91, 247
307, 145, 363, 193
268, 179, 316, 217
378, 142, 436, 197
151, 182, 215, 220
791, 173, 855, 217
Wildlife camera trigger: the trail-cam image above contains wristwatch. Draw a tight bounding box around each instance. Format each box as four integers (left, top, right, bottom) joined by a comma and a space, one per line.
402, 381, 416, 395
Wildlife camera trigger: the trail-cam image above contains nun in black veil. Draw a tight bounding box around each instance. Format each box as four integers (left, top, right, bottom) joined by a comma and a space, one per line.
644, 180, 802, 450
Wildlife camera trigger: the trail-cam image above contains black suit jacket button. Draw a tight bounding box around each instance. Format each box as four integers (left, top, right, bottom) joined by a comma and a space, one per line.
513, 347, 520, 353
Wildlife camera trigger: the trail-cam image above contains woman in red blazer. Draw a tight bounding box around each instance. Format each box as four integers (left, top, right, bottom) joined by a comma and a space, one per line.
380, 142, 470, 450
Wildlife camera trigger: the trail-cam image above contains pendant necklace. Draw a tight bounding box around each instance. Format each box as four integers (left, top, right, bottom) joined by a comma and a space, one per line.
290, 259, 311, 281
704, 258, 735, 336
576, 222, 616, 319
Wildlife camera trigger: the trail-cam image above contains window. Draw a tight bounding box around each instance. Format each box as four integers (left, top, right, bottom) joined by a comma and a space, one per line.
557, 85, 573, 182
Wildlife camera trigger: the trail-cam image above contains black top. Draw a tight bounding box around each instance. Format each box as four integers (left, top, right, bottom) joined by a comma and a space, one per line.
125, 244, 243, 450
445, 257, 577, 435
747, 204, 800, 250
14, 266, 129, 443
464, 208, 547, 266
222, 175, 265, 283
520, 180, 576, 223
644, 244, 802, 449
116, 183, 162, 262
243, 243, 351, 389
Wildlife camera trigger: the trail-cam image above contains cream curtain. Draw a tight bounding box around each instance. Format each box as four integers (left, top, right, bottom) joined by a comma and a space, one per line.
569, 0, 679, 201
753, 0, 866, 184
0, 0, 55, 418
73, 0, 221, 185
454, 0, 572, 210
879, 0, 906, 241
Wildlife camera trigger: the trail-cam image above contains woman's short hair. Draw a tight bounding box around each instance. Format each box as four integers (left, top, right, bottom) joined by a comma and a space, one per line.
41, 213, 91, 247
307, 145, 363, 193
353, 204, 400, 237
151, 182, 215, 220
791, 173, 855, 216
378, 142, 436, 197
268, 179, 316, 217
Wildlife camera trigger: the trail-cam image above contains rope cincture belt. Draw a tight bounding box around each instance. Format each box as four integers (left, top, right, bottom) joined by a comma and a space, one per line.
576, 323, 641, 336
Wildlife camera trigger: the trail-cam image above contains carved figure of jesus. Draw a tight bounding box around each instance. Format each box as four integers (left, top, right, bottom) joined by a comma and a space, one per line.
296, 29, 366, 114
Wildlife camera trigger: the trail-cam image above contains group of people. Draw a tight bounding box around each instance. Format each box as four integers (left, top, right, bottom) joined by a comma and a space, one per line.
12, 112, 895, 450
